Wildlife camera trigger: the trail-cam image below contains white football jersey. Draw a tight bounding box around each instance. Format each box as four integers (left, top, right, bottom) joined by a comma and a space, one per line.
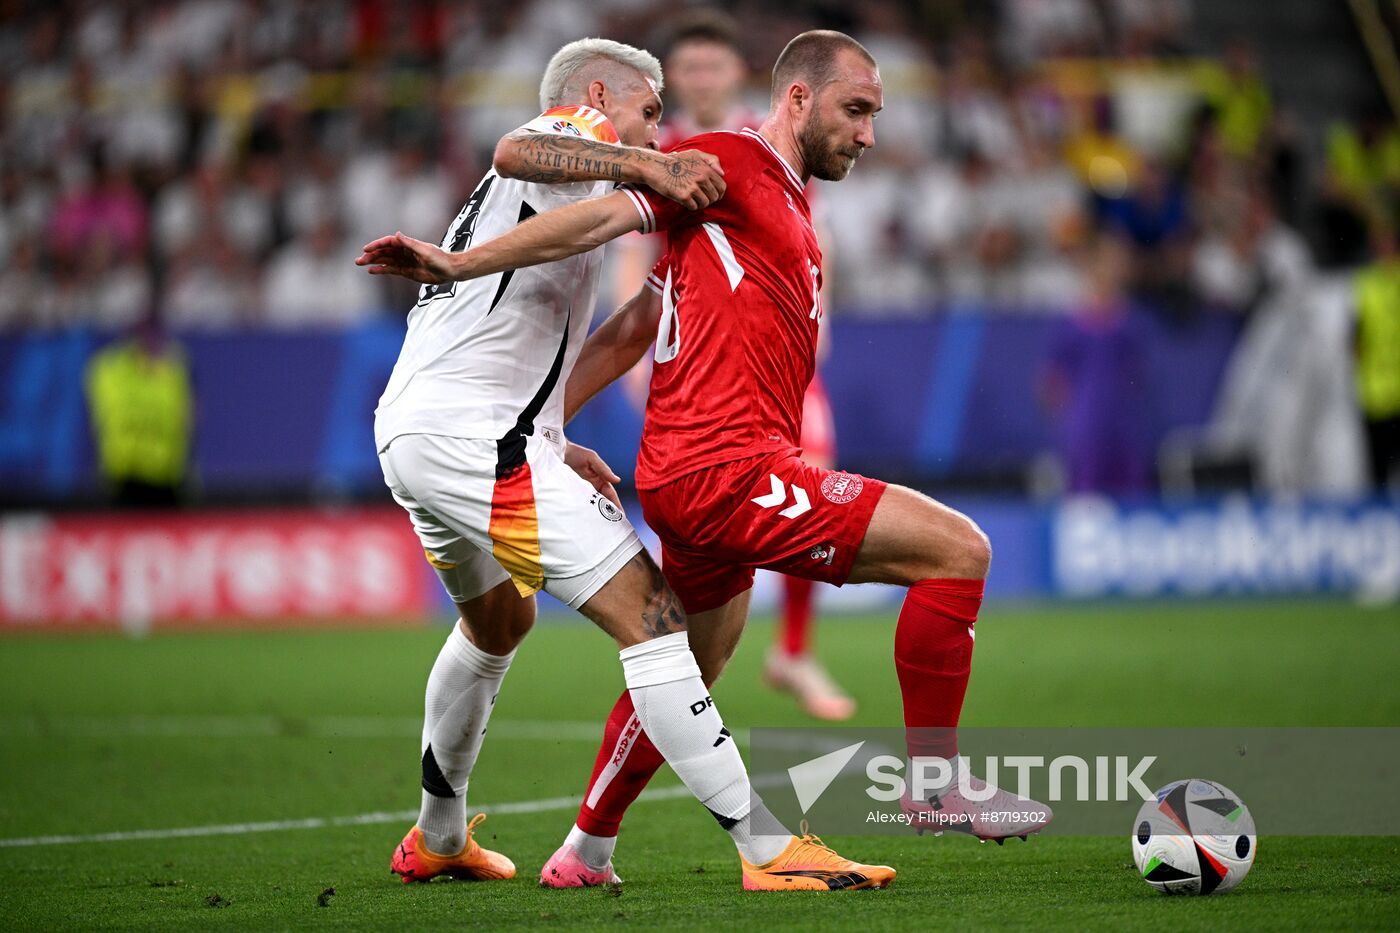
374, 106, 622, 455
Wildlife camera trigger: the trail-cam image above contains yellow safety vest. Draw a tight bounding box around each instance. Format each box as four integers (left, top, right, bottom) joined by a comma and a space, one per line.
84, 340, 193, 487
1356, 262, 1400, 419
1327, 124, 1400, 199
1195, 63, 1271, 158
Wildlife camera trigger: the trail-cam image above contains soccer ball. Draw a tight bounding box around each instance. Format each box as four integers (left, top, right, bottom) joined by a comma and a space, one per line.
1131, 779, 1256, 895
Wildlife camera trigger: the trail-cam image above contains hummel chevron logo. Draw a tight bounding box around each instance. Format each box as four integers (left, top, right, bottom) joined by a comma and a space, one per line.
788, 741, 865, 813
751, 474, 811, 518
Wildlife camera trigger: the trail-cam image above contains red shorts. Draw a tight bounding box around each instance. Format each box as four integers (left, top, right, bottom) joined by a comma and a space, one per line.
801, 375, 836, 463
639, 450, 886, 614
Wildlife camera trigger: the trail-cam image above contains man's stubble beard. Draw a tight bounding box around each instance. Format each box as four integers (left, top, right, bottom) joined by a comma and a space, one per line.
799, 115, 862, 182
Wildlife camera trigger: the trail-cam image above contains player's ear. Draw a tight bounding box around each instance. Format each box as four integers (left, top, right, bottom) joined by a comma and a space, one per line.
588, 79, 608, 111
787, 80, 811, 116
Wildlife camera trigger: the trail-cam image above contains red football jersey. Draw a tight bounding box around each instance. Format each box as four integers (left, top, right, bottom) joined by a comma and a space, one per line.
620, 129, 824, 490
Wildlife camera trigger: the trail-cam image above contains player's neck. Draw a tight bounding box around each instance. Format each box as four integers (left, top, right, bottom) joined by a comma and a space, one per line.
756, 120, 809, 184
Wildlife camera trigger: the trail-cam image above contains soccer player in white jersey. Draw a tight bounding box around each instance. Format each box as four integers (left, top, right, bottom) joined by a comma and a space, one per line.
373, 37, 892, 892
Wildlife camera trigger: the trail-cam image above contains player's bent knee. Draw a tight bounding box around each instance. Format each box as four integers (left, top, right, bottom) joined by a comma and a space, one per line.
693, 649, 723, 687
691, 636, 739, 687
579, 550, 688, 648
959, 521, 993, 580
503, 598, 537, 641
457, 582, 536, 654
679, 591, 748, 686
918, 512, 992, 582
608, 550, 687, 632
640, 567, 688, 641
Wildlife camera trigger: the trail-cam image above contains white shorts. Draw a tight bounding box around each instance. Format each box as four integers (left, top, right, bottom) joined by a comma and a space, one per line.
379, 432, 643, 609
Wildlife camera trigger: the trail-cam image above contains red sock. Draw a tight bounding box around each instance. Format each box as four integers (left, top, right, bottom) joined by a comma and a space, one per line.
574, 690, 666, 837
779, 575, 815, 656
894, 578, 983, 761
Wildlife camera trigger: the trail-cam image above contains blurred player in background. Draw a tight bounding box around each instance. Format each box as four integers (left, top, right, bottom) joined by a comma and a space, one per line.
366, 37, 891, 893
362, 29, 1050, 888
774, 325, 853, 720
1040, 232, 1152, 495
622, 12, 857, 720
84, 311, 194, 508
656, 12, 764, 149
1356, 221, 1400, 491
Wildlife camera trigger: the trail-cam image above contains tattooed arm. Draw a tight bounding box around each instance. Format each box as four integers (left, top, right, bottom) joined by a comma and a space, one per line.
493, 132, 725, 210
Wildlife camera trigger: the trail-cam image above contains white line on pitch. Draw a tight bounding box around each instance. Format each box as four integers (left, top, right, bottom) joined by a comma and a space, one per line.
0, 776, 793, 850
0, 714, 753, 746
0, 716, 604, 742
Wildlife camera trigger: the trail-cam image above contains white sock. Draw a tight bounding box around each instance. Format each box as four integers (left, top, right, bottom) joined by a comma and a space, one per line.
417, 624, 514, 855
909, 755, 961, 800
725, 800, 790, 865
619, 631, 789, 865
565, 823, 617, 871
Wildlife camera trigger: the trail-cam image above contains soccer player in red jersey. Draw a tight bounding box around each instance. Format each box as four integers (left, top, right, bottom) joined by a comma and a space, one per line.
626, 11, 857, 720
359, 29, 1051, 887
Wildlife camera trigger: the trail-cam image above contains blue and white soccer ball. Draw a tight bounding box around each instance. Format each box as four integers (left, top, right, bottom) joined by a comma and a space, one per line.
1131, 779, 1256, 895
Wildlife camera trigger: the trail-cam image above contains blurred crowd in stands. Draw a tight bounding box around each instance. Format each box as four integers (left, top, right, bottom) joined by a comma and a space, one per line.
0, 0, 1396, 497
0, 0, 1388, 331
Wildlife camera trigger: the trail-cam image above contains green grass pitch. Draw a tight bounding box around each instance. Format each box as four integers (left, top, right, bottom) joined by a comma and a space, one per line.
1, 600, 1396, 930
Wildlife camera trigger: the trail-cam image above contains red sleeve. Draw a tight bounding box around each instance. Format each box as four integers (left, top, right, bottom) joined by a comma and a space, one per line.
618, 185, 675, 234
618, 133, 745, 235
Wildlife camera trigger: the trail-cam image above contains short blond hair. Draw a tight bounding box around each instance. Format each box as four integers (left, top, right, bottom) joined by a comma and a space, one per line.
539, 38, 664, 112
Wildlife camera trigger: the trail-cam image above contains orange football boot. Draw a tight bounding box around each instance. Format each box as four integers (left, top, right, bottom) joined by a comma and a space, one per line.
740, 828, 895, 891
391, 813, 516, 883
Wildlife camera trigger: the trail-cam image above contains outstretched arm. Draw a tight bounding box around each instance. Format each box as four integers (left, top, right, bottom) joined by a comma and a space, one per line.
355, 191, 645, 285
564, 283, 663, 424
494, 132, 725, 210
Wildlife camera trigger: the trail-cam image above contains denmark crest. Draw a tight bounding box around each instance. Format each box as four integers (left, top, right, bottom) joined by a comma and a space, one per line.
820, 472, 863, 504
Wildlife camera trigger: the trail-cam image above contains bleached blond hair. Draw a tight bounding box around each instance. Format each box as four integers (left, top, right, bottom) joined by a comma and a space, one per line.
539, 38, 664, 112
